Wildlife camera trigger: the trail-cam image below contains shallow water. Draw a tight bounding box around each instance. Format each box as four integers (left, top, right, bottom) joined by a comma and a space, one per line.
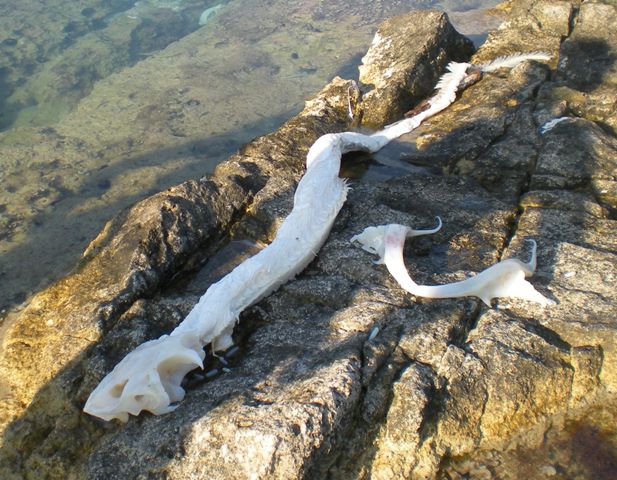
0, 0, 502, 312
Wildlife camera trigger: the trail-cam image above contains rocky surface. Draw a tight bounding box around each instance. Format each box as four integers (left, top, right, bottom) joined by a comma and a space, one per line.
1, 1, 617, 479
357, 11, 474, 127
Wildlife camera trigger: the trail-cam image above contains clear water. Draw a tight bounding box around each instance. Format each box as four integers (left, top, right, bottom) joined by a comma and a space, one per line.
0, 0, 502, 311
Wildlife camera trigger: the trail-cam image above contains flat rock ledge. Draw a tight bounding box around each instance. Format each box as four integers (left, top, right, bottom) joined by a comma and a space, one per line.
1, 2, 616, 479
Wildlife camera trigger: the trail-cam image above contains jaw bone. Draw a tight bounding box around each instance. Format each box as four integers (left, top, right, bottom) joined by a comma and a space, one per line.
352, 223, 554, 307
83, 331, 205, 422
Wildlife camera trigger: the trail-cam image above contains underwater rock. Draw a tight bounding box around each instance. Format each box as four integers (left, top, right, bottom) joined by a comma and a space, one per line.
0, 0, 206, 131
198, 3, 225, 26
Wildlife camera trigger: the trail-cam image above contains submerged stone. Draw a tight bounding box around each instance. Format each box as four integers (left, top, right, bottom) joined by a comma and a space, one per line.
198, 3, 224, 26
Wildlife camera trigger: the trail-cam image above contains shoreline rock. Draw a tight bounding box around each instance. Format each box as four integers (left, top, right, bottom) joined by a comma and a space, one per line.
1, 1, 616, 478
0, 10, 471, 479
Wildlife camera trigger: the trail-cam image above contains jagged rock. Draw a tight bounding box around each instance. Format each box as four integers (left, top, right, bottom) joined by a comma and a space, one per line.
556, 0, 617, 132
0, 9, 476, 480
531, 118, 617, 190
1, 2, 617, 479
347, 0, 617, 477
436, 0, 617, 477
358, 11, 475, 127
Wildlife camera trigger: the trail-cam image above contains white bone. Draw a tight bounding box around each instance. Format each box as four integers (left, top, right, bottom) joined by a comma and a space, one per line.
352, 223, 554, 307
540, 116, 570, 134
478, 52, 551, 72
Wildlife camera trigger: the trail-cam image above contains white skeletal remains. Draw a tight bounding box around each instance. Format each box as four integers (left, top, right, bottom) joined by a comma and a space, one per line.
84, 52, 550, 422
477, 51, 551, 72
350, 217, 443, 265
540, 116, 570, 134
351, 223, 554, 306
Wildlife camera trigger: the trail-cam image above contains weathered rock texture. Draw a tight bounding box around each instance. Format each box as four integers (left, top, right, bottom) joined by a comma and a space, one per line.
1, 2, 616, 479
357, 11, 474, 127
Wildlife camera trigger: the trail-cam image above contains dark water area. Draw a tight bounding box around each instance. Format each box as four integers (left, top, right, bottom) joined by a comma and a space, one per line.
0, 0, 502, 312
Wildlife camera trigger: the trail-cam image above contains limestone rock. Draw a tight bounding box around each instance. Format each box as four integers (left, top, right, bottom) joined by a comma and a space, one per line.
531, 118, 617, 190
358, 10, 474, 127
0, 76, 355, 479
556, 0, 617, 132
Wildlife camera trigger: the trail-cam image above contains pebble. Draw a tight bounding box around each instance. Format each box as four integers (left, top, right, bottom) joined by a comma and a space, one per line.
368, 326, 380, 341
540, 465, 557, 476
224, 345, 240, 359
